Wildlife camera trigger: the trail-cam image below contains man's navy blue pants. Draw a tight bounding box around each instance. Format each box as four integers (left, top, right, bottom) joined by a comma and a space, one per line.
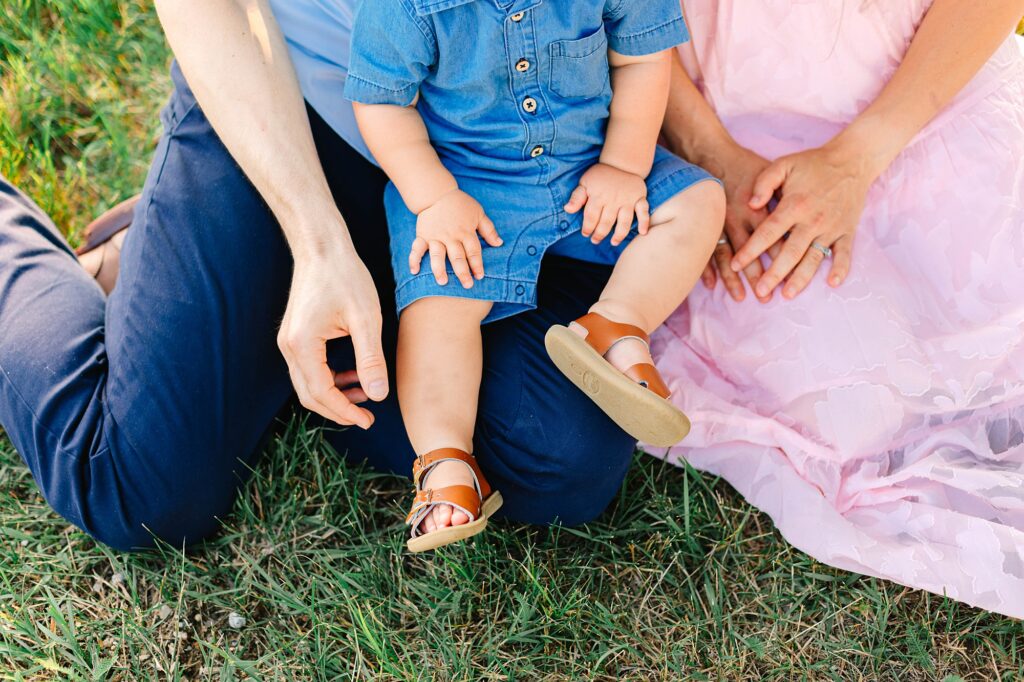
0, 64, 635, 551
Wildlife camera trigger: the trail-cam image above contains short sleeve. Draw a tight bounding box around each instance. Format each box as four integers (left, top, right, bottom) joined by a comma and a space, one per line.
603, 0, 690, 56
343, 0, 437, 106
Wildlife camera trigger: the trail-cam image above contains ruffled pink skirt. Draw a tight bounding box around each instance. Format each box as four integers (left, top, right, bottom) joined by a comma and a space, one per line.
654, 1, 1024, 618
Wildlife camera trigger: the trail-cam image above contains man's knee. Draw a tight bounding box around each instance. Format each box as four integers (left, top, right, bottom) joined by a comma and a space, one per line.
79, 457, 242, 552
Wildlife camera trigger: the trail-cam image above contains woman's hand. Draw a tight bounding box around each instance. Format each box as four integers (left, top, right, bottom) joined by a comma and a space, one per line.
700, 144, 776, 303
731, 141, 873, 299
278, 241, 389, 430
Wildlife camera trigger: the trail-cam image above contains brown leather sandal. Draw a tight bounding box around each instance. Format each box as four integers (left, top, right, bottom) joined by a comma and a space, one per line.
405, 448, 503, 553
76, 195, 140, 294
545, 312, 691, 447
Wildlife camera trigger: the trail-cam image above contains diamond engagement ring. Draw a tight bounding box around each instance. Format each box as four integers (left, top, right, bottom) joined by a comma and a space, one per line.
717, 237, 729, 246
811, 241, 833, 258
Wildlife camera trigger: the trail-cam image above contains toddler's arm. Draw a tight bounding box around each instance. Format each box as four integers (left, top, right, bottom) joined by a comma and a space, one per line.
564, 48, 673, 246
603, 49, 673, 178
353, 102, 501, 288
353, 101, 457, 215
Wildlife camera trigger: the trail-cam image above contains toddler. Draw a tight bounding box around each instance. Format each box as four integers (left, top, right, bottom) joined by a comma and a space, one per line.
346, 0, 724, 552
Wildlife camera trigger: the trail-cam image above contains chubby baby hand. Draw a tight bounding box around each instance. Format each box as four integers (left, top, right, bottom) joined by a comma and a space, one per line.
411, 189, 503, 288
564, 163, 650, 246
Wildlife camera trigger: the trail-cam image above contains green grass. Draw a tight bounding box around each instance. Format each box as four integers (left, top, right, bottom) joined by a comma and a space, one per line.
1, 3, 1023, 680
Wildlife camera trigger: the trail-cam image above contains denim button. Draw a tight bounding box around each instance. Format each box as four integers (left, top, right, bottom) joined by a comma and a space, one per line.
515, 59, 530, 73
527, 245, 538, 256
531, 145, 544, 158
510, 11, 525, 22
559, 220, 569, 231
522, 97, 537, 113
515, 284, 525, 295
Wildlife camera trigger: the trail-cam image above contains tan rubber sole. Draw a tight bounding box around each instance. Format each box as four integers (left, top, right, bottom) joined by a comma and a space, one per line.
406, 491, 504, 553
545, 325, 691, 447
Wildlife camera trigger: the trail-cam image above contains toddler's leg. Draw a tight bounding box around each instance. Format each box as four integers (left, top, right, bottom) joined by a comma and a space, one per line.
398, 296, 493, 535
581, 181, 725, 369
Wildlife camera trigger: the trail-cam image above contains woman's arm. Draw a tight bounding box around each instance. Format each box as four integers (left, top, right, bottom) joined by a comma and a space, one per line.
154, 0, 388, 428
734, 0, 1024, 299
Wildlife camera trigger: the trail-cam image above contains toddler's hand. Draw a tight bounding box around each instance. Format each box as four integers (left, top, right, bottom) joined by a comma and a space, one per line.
564, 163, 650, 246
411, 189, 503, 288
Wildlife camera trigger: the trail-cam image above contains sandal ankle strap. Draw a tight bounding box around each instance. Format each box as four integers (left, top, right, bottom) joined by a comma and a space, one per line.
573, 312, 650, 357
412, 448, 493, 500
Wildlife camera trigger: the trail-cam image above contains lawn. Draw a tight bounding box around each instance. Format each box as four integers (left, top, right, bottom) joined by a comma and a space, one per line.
1, 2, 1023, 680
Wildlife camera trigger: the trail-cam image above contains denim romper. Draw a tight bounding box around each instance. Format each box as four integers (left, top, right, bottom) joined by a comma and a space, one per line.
345, 0, 717, 322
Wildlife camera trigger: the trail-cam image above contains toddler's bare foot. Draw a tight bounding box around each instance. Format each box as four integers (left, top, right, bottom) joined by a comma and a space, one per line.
569, 320, 653, 374
417, 459, 476, 534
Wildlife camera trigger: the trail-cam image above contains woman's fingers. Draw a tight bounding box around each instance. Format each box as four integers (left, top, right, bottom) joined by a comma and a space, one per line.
463, 237, 485, 280
723, 217, 769, 302
782, 240, 830, 299
446, 241, 474, 289
610, 207, 633, 246
564, 185, 588, 214
828, 234, 853, 287
731, 205, 797, 272
701, 262, 717, 289
477, 214, 503, 247
428, 240, 448, 285
713, 238, 746, 302
749, 158, 789, 209
636, 199, 651, 235
754, 227, 814, 298
408, 237, 428, 275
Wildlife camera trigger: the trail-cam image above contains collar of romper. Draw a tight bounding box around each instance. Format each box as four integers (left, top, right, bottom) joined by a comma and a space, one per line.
411, 0, 543, 18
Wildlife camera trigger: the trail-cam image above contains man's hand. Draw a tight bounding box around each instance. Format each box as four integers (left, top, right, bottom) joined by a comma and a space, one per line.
277, 246, 389, 429
410, 188, 503, 288
564, 163, 650, 247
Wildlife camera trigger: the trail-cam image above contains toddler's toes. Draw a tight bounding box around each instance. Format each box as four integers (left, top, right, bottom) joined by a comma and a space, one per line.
450, 509, 470, 526
433, 504, 453, 529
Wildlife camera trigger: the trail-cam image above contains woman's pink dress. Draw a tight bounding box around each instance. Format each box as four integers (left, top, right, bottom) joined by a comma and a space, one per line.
655, 1, 1024, 619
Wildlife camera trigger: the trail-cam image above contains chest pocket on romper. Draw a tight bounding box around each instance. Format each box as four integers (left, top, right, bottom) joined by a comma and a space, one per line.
548, 29, 610, 99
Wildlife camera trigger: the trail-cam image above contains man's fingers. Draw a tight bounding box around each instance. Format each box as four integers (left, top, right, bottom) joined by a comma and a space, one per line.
782, 241, 828, 299
292, 335, 374, 428
334, 370, 370, 403
749, 159, 788, 209
636, 199, 651, 235
463, 238, 485, 280
447, 241, 474, 289
350, 311, 390, 402
564, 185, 588, 214
409, 237, 428, 275
610, 207, 633, 246
829, 234, 853, 287
478, 215, 503, 247
754, 227, 814, 298
428, 240, 448, 285
732, 206, 797, 272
